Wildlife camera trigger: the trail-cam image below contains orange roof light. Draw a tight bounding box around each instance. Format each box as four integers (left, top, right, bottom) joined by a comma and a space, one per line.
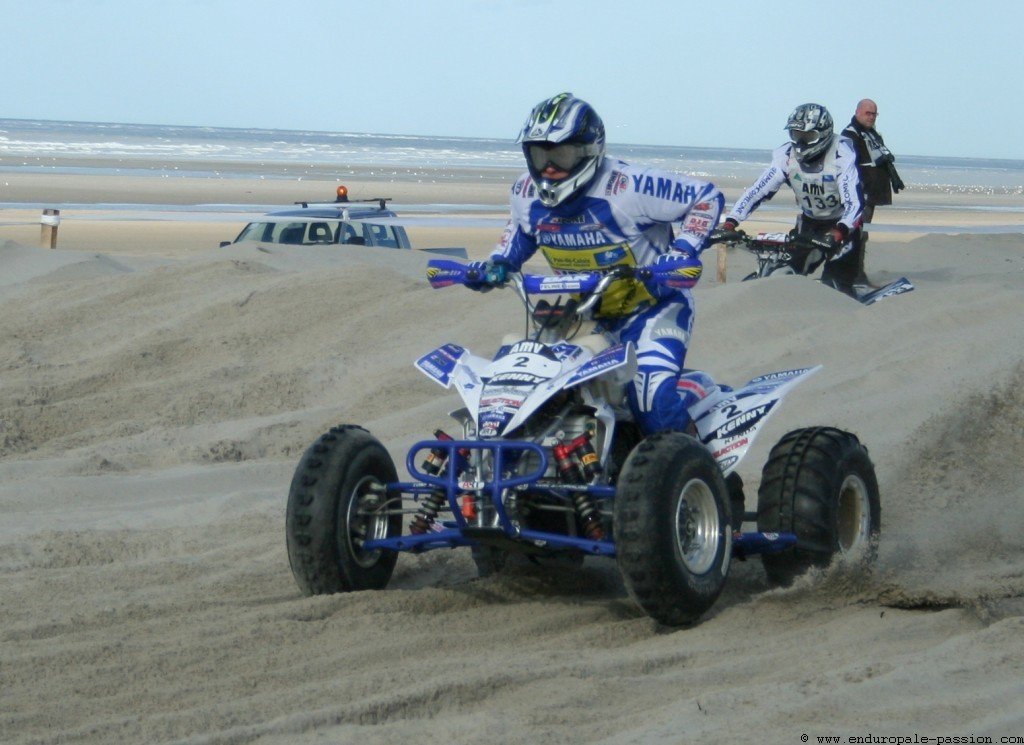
336, 185, 349, 202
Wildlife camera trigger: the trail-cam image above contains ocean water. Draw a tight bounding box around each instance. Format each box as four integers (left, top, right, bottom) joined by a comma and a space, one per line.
2, 118, 1024, 195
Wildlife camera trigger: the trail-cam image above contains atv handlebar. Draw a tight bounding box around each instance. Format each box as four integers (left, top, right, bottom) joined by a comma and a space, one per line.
428, 259, 652, 297
427, 259, 684, 337
572, 270, 623, 315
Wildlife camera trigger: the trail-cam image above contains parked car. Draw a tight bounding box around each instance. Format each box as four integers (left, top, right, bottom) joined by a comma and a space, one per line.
221, 186, 467, 258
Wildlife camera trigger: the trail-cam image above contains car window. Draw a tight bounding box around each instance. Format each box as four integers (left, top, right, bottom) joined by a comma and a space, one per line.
235, 222, 276, 243
339, 222, 364, 245
373, 224, 398, 248
357, 221, 399, 248
274, 223, 308, 245
232, 218, 404, 248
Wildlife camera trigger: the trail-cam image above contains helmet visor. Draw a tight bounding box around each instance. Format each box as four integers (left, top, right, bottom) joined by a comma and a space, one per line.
789, 129, 822, 146
526, 142, 598, 172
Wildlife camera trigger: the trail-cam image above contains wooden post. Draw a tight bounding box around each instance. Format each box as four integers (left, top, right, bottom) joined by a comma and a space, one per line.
716, 242, 727, 284
40, 208, 60, 249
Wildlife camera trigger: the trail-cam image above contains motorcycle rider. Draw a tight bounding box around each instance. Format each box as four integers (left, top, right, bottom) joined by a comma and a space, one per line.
466, 92, 723, 436
720, 103, 866, 295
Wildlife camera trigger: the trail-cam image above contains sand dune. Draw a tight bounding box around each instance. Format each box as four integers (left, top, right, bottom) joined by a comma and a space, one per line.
2, 219, 1023, 743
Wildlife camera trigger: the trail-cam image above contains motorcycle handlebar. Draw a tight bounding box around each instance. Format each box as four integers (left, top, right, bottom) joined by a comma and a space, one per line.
706, 228, 748, 245
708, 229, 833, 254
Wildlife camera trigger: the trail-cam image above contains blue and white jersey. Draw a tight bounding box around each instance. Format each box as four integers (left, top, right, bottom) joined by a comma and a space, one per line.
490, 158, 723, 317
726, 137, 863, 230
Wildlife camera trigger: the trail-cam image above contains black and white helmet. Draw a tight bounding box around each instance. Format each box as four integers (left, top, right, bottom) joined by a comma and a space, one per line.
785, 103, 834, 163
518, 92, 606, 207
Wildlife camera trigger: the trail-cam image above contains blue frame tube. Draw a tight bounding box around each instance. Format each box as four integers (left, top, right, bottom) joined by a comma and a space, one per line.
362, 438, 799, 559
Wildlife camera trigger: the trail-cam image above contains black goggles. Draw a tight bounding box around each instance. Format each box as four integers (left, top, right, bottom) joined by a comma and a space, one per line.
525, 142, 598, 172
788, 129, 822, 146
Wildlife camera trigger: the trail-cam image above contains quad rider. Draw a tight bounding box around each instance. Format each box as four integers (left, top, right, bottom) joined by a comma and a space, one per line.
466, 92, 723, 436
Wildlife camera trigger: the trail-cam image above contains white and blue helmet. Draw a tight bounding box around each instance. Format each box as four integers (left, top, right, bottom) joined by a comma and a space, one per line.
518, 92, 606, 207
785, 103, 834, 163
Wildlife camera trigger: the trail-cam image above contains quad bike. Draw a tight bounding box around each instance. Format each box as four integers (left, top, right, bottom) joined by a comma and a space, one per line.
710, 229, 914, 305
285, 259, 881, 625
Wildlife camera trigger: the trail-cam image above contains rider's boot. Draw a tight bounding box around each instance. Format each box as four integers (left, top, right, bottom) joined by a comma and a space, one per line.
853, 232, 879, 289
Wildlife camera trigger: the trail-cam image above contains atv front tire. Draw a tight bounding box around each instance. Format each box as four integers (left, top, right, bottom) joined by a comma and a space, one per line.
756, 427, 880, 586
286, 425, 401, 594
615, 432, 732, 626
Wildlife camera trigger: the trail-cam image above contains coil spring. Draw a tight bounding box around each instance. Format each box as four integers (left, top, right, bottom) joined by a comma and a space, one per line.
410, 490, 446, 534
572, 490, 605, 540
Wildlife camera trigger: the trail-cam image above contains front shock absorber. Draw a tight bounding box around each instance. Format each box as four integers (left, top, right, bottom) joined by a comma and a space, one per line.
410, 430, 456, 535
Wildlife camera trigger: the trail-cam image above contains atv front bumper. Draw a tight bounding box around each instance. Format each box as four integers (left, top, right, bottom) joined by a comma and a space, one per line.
361, 438, 796, 558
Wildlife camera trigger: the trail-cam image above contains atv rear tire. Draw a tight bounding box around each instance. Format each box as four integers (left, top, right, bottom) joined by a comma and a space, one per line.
286, 425, 401, 594
615, 432, 732, 626
757, 427, 880, 587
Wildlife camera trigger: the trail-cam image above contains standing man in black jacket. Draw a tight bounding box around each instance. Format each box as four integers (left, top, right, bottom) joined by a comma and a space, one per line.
843, 99, 904, 284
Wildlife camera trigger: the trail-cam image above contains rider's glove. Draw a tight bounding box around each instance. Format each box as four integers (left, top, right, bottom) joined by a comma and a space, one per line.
465, 260, 509, 292
830, 224, 849, 246
709, 218, 743, 244
710, 227, 745, 243
645, 251, 703, 291
807, 225, 848, 257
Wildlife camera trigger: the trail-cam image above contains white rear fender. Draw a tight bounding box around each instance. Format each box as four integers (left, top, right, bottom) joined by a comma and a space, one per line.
693, 366, 821, 474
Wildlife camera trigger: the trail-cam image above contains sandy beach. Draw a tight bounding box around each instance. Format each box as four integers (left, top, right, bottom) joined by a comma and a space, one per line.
2, 167, 1024, 744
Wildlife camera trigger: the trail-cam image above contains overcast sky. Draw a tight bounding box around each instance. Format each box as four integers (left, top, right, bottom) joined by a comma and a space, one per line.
3, 0, 1021, 159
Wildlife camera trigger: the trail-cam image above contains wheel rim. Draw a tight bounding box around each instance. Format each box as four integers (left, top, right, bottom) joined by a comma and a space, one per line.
836, 473, 871, 553
344, 475, 390, 568
673, 478, 721, 575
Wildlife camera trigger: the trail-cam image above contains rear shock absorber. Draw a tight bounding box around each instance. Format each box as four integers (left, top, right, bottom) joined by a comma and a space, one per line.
553, 436, 605, 541
410, 430, 456, 535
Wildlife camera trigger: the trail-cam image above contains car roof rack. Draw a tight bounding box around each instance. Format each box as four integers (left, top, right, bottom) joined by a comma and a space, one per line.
293, 197, 391, 210
294, 185, 391, 211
